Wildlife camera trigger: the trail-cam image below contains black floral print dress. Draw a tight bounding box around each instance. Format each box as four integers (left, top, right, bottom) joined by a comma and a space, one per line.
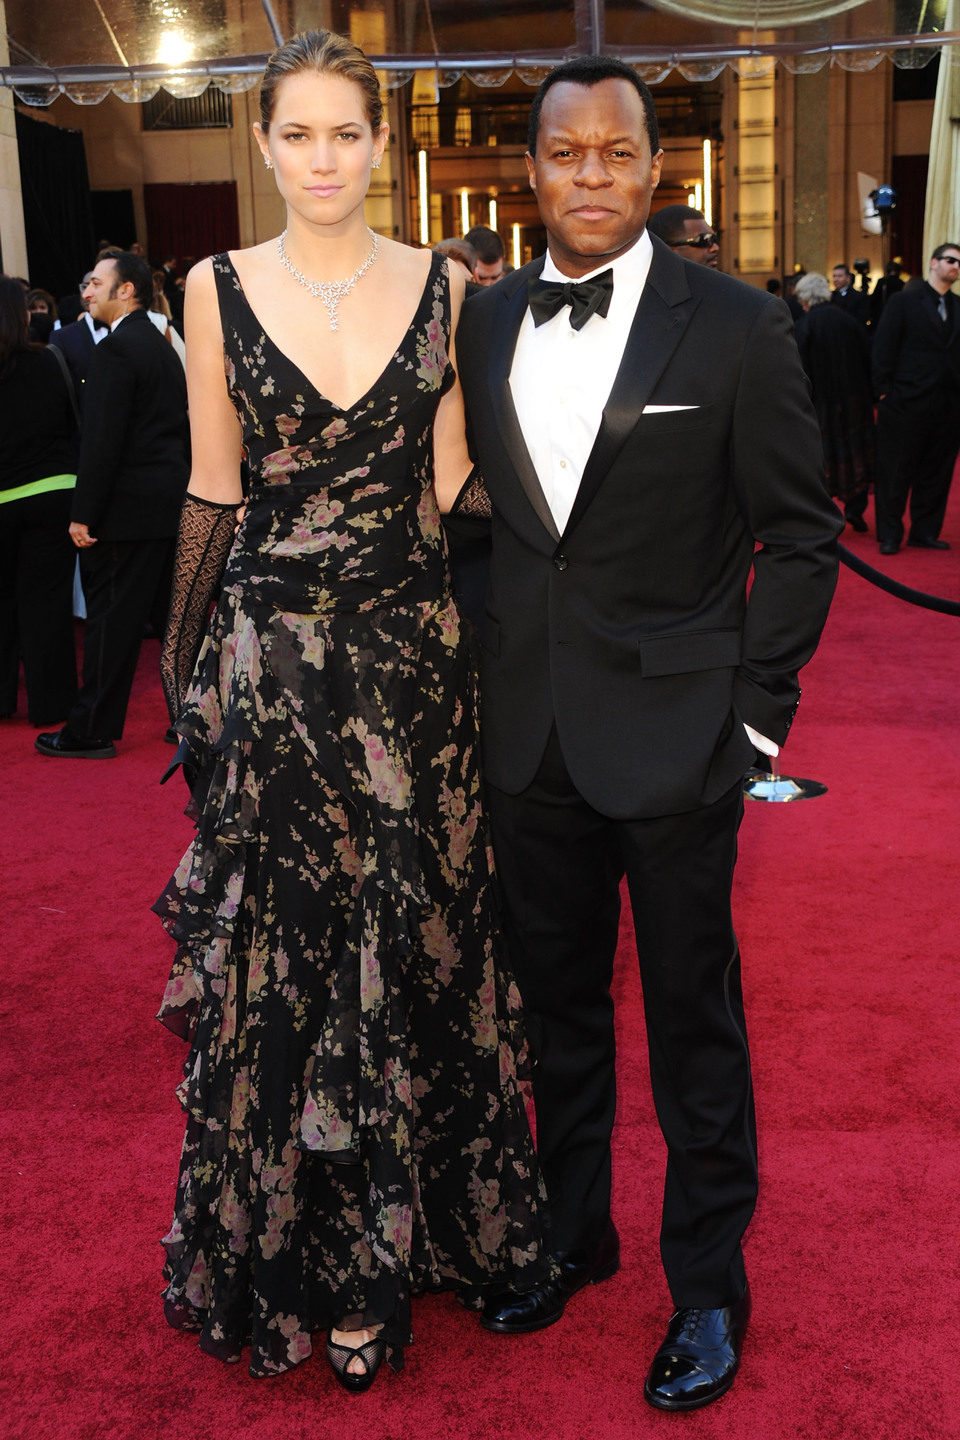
154, 250, 550, 1377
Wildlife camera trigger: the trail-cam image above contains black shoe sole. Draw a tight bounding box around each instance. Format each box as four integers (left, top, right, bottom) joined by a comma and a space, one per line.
480, 1256, 621, 1335
35, 742, 116, 758
643, 1363, 738, 1412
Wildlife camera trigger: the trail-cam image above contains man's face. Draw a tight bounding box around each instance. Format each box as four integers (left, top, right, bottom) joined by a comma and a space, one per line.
832, 266, 851, 291
930, 250, 960, 290
83, 260, 124, 325
473, 256, 504, 285
673, 217, 719, 268
526, 78, 663, 279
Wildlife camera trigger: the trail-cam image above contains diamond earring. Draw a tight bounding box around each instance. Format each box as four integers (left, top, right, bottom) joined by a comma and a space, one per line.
372, 158, 382, 170
264, 157, 273, 170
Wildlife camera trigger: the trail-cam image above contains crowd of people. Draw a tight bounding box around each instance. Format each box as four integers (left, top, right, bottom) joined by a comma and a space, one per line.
2, 24, 956, 1421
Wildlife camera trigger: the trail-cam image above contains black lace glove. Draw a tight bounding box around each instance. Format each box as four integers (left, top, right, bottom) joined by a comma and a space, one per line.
441, 465, 491, 543
441, 466, 491, 630
160, 493, 239, 722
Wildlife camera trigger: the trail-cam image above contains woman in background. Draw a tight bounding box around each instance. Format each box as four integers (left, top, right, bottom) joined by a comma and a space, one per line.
0, 276, 78, 725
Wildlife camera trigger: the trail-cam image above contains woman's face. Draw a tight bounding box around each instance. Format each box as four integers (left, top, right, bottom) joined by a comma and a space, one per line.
28, 299, 49, 315
254, 70, 387, 231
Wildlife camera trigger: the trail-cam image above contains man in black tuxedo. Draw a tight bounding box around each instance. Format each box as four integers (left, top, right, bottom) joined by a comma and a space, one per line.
454, 57, 841, 1411
872, 242, 960, 554
48, 270, 109, 398
36, 252, 189, 758
831, 263, 870, 327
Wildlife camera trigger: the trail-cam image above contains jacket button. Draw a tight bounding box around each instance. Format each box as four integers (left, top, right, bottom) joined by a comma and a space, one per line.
553, 553, 568, 571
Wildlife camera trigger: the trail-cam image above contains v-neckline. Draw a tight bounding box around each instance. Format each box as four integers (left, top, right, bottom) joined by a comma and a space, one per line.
223, 250, 439, 415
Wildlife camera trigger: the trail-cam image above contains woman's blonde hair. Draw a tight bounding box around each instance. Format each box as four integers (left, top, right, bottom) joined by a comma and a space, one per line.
259, 29, 384, 134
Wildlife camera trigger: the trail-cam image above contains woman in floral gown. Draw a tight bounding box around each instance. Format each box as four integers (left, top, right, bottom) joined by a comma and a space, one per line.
155, 29, 550, 1391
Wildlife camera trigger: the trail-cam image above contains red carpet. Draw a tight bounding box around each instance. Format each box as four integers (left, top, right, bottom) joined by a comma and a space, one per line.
3, 493, 959, 1440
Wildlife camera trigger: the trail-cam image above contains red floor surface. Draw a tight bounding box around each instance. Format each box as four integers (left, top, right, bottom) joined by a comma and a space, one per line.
2, 491, 959, 1440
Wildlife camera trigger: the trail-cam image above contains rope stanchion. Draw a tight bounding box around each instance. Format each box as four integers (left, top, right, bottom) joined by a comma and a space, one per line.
746, 538, 958, 802
837, 542, 960, 616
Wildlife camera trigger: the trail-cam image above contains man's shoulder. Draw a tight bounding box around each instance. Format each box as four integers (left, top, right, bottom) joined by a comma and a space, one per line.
675, 261, 780, 326
463, 259, 539, 316
49, 319, 90, 352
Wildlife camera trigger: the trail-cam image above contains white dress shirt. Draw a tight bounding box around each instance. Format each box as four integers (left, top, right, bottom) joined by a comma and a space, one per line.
509, 232, 653, 535
508, 233, 778, 760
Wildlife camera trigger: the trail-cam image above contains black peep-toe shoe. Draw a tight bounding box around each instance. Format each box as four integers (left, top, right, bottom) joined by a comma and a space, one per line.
325, 1329, 387, 1393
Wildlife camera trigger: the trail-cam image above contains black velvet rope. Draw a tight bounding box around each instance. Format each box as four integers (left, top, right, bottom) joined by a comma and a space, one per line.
838, 542, 960, 617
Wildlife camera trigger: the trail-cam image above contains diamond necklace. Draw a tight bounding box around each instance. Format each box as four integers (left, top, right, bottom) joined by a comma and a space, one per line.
277, 227, 380, 331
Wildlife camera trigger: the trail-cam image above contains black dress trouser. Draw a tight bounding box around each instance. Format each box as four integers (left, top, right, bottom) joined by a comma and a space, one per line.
0, 489, 78, 725
67, 536, 174, 743
874, 396, 960, 544
486, 725, 757, 1309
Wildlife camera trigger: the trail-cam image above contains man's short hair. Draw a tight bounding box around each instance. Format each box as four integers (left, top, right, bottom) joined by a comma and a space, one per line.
463, 225, 503, 264
108, 251, 154, 311
932, 242, 960, 260
527, 55, 659, 157
833, 262, 851, 276
647, 205, 706, 246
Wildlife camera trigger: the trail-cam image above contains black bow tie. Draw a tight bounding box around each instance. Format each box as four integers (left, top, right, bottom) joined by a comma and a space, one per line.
527, 270, 614, 331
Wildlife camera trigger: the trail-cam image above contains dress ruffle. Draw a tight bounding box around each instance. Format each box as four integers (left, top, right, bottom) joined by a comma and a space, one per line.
156, 580, 549, 1376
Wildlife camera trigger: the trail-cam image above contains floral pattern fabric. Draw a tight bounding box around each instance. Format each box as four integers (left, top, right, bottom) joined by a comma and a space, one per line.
154, 251, 550, 1377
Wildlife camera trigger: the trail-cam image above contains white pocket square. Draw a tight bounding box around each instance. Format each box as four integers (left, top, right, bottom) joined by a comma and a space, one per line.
642, 404, 700, 413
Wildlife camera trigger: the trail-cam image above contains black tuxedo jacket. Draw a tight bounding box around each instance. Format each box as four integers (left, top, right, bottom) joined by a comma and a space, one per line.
831, 286, 870, 327
48, 316, 101, 396
457, 238, 842, 820
71, 308, 189, 541
871, 282, 960, 409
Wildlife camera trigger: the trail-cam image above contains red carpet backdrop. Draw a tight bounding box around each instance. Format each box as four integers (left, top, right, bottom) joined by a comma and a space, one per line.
2, 489, 959, 1440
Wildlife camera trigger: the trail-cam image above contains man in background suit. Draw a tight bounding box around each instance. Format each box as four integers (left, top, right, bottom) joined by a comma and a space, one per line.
647, 203, 720, 268
36, 252, 189, 759
48, 270, 108, 398
455, 57, 841, 1411
831, 263, 870, 327
872, 242, 960, 554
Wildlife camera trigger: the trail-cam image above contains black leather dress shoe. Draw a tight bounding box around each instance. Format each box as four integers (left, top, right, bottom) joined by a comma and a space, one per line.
845, 513, 868, 533
878, 540, 900, 556
35, 728, 116, 759
643, 1288, 750, 1412
481, 1220, 620, 1334
907, 536, 950, 550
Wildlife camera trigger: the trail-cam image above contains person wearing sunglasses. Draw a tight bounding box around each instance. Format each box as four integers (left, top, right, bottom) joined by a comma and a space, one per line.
872, 242, 960, 554
647, 204, 719, 268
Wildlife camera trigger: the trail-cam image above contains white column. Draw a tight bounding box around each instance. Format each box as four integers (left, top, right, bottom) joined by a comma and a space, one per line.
0, 2, 28, 275
0, 1, 28, 276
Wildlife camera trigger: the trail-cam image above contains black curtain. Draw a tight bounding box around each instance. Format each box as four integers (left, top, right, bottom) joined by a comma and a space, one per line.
143, 182, 240, 267
15, 110, 96, 298
889, 154, 929, 277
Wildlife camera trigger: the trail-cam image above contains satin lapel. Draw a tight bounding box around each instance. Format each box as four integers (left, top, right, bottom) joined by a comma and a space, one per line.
561, 242, 697, 539
487, 261, 562, 542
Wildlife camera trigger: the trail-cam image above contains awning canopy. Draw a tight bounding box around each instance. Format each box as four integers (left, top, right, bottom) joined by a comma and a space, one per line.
1, 0, 953, 106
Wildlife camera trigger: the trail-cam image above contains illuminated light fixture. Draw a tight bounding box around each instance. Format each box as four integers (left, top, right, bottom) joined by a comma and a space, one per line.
460, 189, 470, 234
688, 182, 703, 213
488, 197, 498, 232
702, 139, 713, 226
418, 150, 430, 246
512, 223, 521, 269
156, 28, 195, 66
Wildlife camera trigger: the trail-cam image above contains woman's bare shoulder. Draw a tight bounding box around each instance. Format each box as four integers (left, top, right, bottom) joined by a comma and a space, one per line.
378, 236, 434, 285
224, 239, 279, 287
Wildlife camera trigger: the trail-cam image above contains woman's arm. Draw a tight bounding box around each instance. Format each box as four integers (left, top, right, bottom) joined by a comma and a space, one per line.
433, 261, 476, 514
183, 258, 243, 504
